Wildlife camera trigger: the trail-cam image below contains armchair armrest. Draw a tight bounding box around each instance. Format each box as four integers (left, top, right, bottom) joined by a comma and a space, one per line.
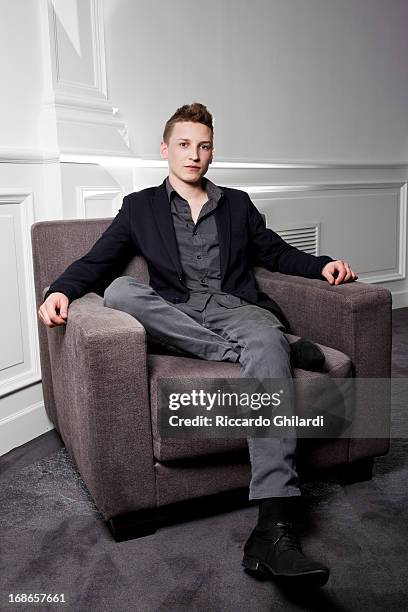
255, 269, 392, 461
254, 269, 392, 378
46, 292, 155, 520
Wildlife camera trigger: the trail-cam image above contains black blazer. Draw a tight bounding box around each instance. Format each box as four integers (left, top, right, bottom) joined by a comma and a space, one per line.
46, 179, 333, 330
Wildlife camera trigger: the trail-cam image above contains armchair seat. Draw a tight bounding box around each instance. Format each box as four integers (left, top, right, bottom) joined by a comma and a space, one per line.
148, 339, 352, 463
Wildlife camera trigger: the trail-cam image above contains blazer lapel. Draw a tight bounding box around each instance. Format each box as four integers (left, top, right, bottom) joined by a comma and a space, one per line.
215, 193, 231, 283
151, 181, 183, 278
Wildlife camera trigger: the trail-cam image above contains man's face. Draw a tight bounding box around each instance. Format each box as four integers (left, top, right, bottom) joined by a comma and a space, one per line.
160, 121, 214, 185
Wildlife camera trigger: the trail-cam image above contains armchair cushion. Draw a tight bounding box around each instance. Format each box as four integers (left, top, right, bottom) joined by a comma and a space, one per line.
149, 340, 352, 462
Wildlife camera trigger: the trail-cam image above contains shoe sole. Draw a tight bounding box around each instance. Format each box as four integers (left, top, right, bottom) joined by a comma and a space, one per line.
242, 553, 330, 588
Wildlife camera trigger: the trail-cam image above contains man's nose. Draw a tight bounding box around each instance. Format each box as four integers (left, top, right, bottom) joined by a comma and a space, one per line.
189, 147, 200, 161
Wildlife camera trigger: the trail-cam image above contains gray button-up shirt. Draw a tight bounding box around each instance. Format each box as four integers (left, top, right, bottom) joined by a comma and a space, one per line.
166, 177, 249, 311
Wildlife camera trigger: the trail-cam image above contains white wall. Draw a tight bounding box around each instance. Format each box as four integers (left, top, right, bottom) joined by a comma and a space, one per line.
0, 0, 407, 456
0, 1, 44, 152
103, 0, 408, 162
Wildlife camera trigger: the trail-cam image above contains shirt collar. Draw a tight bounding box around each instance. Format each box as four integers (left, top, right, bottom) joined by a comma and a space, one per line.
165, 176, 223, 203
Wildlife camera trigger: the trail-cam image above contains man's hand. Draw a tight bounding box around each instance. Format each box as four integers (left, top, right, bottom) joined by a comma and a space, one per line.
38, 292, 69, 328
321, 260, 358, 285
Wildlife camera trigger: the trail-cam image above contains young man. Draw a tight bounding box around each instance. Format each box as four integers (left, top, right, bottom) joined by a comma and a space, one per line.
39, 103, 357, 589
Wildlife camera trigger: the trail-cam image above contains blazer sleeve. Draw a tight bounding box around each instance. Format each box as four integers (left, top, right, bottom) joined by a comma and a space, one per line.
246, 194, 333, 278
44, 195, 137, 303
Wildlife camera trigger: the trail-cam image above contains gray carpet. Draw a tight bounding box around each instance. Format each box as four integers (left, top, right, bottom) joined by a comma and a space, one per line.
1, 309, 408, 612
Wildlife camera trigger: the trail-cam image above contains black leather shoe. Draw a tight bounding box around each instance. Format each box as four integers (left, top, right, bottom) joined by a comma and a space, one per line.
242, 521, 330, 588
290, 339, 325, 371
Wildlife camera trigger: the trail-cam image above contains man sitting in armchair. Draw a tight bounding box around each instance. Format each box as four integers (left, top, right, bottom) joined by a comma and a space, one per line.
38, 102, 357, 589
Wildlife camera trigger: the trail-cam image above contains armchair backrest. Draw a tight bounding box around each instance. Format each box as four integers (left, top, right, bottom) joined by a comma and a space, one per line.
31, 217, 149, 309
31, 217, 149, 427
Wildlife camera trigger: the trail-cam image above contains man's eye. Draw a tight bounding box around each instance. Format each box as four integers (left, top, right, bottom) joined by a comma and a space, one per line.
201, 144, 210, 150
179, 142, 188, 147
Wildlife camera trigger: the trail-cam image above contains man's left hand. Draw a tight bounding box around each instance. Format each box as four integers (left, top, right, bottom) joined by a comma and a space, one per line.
321, 260, 358, 285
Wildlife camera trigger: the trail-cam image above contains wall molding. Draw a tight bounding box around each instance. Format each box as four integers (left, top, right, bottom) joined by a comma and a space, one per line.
0, 149, 60, 164
76, 186, 122, 218
0, 399, 53, 456
60, 156, 408, 170
391, 290, 408, 309
246, 181, 408, 285
241, 182, 407, 192
44, 0, 131, 155
1, 150, 408, 170
50, 0, 106, 98
0, 191, 41, 397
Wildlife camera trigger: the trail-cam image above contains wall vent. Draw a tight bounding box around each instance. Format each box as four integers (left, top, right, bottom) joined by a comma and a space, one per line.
275, 224, 320, 256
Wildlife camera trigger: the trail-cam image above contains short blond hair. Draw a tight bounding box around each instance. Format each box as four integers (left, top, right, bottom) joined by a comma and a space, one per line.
163, 102, 213, 143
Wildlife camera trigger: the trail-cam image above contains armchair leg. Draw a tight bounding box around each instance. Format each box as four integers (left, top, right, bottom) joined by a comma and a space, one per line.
107, 487, 250, 542
108, 512, 158, 542
337, 457, 374, 484
299, 456, 375, 487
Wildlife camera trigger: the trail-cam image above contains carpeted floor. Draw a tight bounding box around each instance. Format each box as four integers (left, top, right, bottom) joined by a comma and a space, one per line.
1, 310, 408, 612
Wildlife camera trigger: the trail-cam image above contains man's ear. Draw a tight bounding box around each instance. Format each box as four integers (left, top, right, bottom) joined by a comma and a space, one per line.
160, 140, 168, 159
210, 146, 214, 164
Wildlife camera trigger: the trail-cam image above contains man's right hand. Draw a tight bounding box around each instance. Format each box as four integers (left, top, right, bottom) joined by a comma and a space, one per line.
38, 292, 69, 328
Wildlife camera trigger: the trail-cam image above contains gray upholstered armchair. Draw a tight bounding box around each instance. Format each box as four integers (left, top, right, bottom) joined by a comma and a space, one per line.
31, 218, 392, 541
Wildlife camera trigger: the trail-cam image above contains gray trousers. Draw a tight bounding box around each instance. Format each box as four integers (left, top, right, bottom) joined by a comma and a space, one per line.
104, 276, 301, 499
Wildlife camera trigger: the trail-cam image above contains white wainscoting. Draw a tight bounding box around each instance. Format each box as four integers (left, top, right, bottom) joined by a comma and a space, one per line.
0, 190, 40, 396
249, 182, 407, 285
0, 159, 407, 457
0, 383, 52, 456
76, 186, 122, 218
0, 186, 52, 457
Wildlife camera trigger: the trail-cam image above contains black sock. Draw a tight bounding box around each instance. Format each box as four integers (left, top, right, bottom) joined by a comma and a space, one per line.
257, 496, 303, 528
290, 339, 325, 371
